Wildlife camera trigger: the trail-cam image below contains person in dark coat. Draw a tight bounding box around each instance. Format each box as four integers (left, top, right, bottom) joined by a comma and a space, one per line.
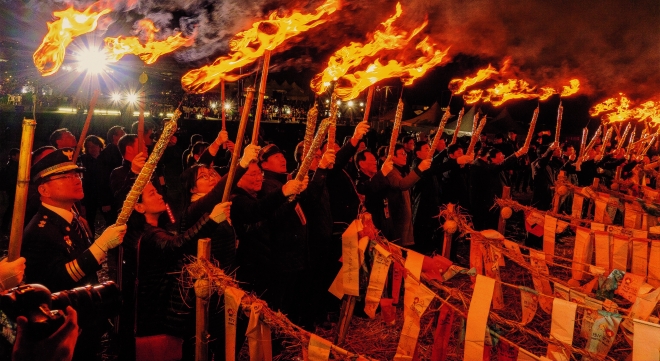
386, 144, 431, 246
182, 134, 203, 170
469, 146, 525, 230
98, 126, 125, 226
531, 143, 563, 211
440, 143, 473, 207
78, 135, 104, 236
21, 148, 126, 361
355, 150, 394, 239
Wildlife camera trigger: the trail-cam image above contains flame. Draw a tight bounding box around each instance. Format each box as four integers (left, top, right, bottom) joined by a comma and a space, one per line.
333, 36, 449, 100
560, 79, 580, 97
483, 79, 539, 107
181, 0, 339, 94
463, 89, 483, 104
104, 19, 194, 64
311, 2, 426, 94
593, 95, 660, 124
590, 94, 629, 117
539, 87, 556, 101
33, 4, 111, 76
449, 64, 498, 95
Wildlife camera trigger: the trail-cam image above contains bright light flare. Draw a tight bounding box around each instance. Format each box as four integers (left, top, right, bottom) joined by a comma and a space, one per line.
126, 92, 139, 104
75, 47, 109, 74
110, 93, 121, 102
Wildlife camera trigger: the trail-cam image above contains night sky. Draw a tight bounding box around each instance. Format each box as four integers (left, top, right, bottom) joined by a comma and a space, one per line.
1, 0, 659, 135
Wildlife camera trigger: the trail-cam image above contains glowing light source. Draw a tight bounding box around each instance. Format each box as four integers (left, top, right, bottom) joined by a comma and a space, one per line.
347, 101, 354, 107
126, 92, 138, 105
110, 93, 121, 102
224, 103, 231, 110
75, 47, 108, 74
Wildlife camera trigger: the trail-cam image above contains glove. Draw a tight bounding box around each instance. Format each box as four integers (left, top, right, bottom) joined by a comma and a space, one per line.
130, 152, 147, 174
214, 130, 229, 146
319, 149, 336, 169
240, 144, 261, 168
282, 179, 304, 196
381, 158, 394, 177
417, 159, 432, 172
457, 154, 474, 165
0, 257, 25, 290
94, 224, 127, 252
210, 202, 231, 223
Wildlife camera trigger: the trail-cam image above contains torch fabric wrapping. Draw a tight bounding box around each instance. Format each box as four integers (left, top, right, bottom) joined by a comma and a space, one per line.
554, 102, 563, 144
427, 108, 452, 160
633, 319, 660, 361
116, 111, 180, 225
387, 98, 405, 159
543, 215, 557, 263
463, 275, 495, 361
466, 114, 487, 156
294, 118, 331, 182
302, 105, 318, 160
648, 242, 660, 287
546, 298, 577, 361
364, 245, 391, 318
631, 238, 649, 277
326, 92, 339, 147
571, 227, 592, 281
246, 303, 272, 361
224, 287, 245, 361
307, 334, 332, 361
522, 106, 539, 150
450, 108, 464, 146
593, 230, 610, 271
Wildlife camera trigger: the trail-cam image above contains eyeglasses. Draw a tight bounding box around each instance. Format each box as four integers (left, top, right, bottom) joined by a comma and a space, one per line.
45, 172, 83, 182
196, 171, 219, 182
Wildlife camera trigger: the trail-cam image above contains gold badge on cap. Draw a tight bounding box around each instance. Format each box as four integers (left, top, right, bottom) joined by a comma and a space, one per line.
62, 150, 73, 160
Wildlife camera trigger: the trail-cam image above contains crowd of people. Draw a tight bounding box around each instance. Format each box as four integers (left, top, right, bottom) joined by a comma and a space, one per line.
0, 113, 658, 361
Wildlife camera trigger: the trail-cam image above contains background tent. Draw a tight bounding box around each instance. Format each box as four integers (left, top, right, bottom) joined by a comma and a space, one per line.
482, 107, 526, 135
445, 106, 477, 135
401, 102, 443, 128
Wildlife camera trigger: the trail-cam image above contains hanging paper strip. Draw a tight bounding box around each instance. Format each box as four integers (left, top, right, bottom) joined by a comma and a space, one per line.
364, 245, 392, 318
393, 282, 435, 361
633, 319, 660, 361
225, 287, 246, 361
525, 211, 545, 237
569, 289, 586, 304
307, 334, 332, 361
623, 286, 660, 333
632, 229, 648, 239
590, 222, 605, 231
246, 303, 272, 361
470, 238, 484, 279
463, 275, 495, 361
604, 196, 619, 225
553, 283, 570, 300
624, 202, 640, 229
328, 220, 365, 298
502, 240, 524, 262
571, 194, 584, 219
648, 242, 660, 288
631, 238, 649, 277
546, 298, 577, 361
556, 219, 569, 234
586, 311, 621, 358
594, 198, 606, 223
431, 305, 455, 361
544, 215, 558, 263
581, 297, 603, 338
519, 286, 538, 326
615, 272, 646, 303
529, 249, 553, 314
392, 262, 405, 304
611, 234, 629, 272
380, 298, 396, 324
482, 244, 504, 310
593, 230, 610, 271
571, 227, 592, 281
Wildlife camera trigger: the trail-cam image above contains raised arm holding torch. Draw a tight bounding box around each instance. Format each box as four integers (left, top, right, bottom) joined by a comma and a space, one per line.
71, 90, 99, 164
327, 92, 339, 147
598, 127, 613, 160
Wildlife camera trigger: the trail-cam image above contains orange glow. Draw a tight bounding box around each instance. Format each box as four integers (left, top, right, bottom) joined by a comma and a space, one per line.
590, 94, 630, 119
483, 79, 539, 107
181, 0, 339, 94
33, 4, 111, 76
539, 87, 556, 101
593, 95, 660, 124
560, 79, 580, 97
104, 19, 194, 64
333, 36, 449, 100
311, 2, 427, 94
448, 64, 498, 95
463, 89, 483, 104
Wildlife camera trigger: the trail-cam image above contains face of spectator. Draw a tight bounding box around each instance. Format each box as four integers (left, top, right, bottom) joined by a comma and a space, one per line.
404, 139, 415, 152
564, 146, 575, 157
491, 151, 505, 165
436, 138, 446, 152
113, 129, 126, 145
415, 144, 430, 160
136, 182, 166, 215
38, 171, 84, 203
238, 163, 264, 194
261, 153, 287, 173
450, 148, 464, 159
10, 153, 19, 162
358, 152, 377, 175
393, 148, 407, 167
85, 141, 101, 158
57, 132, 77, 149
192, 166, 219, 194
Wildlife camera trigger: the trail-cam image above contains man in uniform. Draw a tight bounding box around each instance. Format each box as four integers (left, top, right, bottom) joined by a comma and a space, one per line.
21, 148, 126, 361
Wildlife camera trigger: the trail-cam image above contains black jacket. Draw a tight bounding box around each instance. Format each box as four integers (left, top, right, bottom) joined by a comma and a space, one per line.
326, 142, 361, 226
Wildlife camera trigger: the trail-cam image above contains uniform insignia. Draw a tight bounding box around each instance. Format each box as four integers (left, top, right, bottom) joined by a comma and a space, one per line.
65, 226, 70, 231
64, 235, 72, 247
43, 215, 48, 219
62, 149, 73, 160
38, 220, 46, 228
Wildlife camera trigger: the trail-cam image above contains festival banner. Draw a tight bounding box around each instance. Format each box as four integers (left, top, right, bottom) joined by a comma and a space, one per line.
632, 319, 660, 361
615, 272, 646, 303
611, 234, 629, 272
307, 334, 332, 361
544, 215, 557, 263
581, 297, 603, 339
585, 311, 621, 358
631, 238, 649, 277
593, 230, 610, 271
571, 194, 584, 220
225, 287, 246, 361
571, 227, 592, 281
546, 298, 577, 361
519, 286, 538, 325
246, 303, 272, 361
431, 305, 455, 361
463, 275, 495, 361
529, 249, 553, 314
364, 245, 392, 318
623, 286, 660, 333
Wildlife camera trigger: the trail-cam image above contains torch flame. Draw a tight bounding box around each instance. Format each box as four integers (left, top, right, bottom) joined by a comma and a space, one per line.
311, 2, 426, 94
33, 4, 111, 76
483, 79, 539, 107
592, 94, 660, 124
560, 79, 580, 97
463, 89, 483, 104
449, 64, 498, 95
333, 36, 449, 100
104, 19, 194, 64
181, 0, 339, 94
